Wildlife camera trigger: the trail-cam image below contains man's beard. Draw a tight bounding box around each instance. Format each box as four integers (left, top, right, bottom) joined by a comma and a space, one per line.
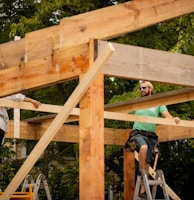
141, 91, 149, 97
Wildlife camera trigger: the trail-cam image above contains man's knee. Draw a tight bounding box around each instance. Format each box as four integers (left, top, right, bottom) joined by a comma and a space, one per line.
139, 145, 148, 152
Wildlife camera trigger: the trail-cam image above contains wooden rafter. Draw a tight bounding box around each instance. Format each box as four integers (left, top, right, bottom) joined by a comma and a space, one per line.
1, 86, 194, 127
100, 41, 194, 86
105, 87, 194, 113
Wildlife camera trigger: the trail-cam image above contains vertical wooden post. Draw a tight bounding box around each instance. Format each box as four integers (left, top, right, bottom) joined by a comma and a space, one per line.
79, 39, 104, 200
124, 130, 135, 200
14, 108, 20, 138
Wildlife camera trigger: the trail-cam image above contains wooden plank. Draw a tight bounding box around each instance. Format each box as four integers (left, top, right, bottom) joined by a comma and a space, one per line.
5, 121, 194, 144
60, 0, 194, 46
1, 92, 194, 127
1, 87, 193, 114
156, 125, 194, 142
79, 39, 105, 200
104, 111, 194, 127
105, 87, 194, 113
1, 40, 194, 96
21, 0, 194, 59
14, 108, 20, 138
100, 41, 194, 86
1, 43, 114, 200
22, 0, 194, 60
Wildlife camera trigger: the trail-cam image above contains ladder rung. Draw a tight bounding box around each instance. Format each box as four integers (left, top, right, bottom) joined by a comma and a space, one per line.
148, 180, 164, 185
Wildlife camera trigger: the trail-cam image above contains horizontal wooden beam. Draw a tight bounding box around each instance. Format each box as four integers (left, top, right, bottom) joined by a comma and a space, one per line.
60, 0, 194, 46
104, 111, 194, 127
25, 0, 194, 60
105, 87, 194, 113
0, 43, 89, 96
1, 91, 194, 127
1, 40, 194, 97
5, 121, 194, 144
100, 41, 194, 86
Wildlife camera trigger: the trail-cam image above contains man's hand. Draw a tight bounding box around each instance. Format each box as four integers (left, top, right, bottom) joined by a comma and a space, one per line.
174, 117, 180, 124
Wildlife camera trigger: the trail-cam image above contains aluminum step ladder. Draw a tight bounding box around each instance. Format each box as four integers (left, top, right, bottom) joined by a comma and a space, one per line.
133, 169, 170, 200
21, 173, 52, 200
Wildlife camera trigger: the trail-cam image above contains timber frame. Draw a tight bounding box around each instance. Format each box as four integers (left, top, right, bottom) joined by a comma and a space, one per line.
0, 0, 194, 200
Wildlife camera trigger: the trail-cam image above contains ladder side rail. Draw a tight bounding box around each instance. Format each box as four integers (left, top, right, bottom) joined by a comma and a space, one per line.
151, 170, 160, 199
33, 175, 42, 200
42, 179, 52, 200
133, 175, 141, 200
151, 170, 170, 200
21, 175, 35, 192
157, 170, 170, 200
141, 170, 153, 200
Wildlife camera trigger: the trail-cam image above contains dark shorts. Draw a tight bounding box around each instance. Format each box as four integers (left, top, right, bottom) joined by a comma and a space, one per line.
0, 129, 5, 146
134, 133, 157, 163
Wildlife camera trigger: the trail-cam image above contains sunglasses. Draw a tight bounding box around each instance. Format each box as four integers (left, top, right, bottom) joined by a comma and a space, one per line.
139, 86, 147, 90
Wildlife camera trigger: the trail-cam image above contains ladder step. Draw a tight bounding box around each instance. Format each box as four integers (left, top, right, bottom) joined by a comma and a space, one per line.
148, 180, 164, 185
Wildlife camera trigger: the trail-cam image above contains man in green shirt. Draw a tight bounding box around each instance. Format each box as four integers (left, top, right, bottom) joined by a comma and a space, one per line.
129, 81, 180, 200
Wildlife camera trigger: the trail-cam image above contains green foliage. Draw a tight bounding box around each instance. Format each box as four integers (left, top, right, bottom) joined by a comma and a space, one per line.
104, 78, 137, 104
0, 0, 127, 43
105, 145, 123, 193
158, 140, 194, 196
0, 142, 17, 191
113, 12, 194, 55
47, 161, 79, 200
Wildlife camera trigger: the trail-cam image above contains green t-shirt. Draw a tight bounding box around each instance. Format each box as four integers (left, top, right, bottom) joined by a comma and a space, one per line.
131, 106, 168, 133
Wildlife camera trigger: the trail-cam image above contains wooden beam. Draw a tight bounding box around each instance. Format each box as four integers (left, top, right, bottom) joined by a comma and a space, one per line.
1, 43, 114, 200
79, 39, 104, 200
104, 111, 194, 127
105, 87, 194, 113
1, 90, 194, 128
24, 0, 194, 61
13, 108, 20, 138
5, 121, 194, 145
1, 40, 194, 96
156, 125, 194, 142
60, 0, 194, 46
0, 43, 89, 96
100, 41, 194, 86
123, 130, 135, 200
